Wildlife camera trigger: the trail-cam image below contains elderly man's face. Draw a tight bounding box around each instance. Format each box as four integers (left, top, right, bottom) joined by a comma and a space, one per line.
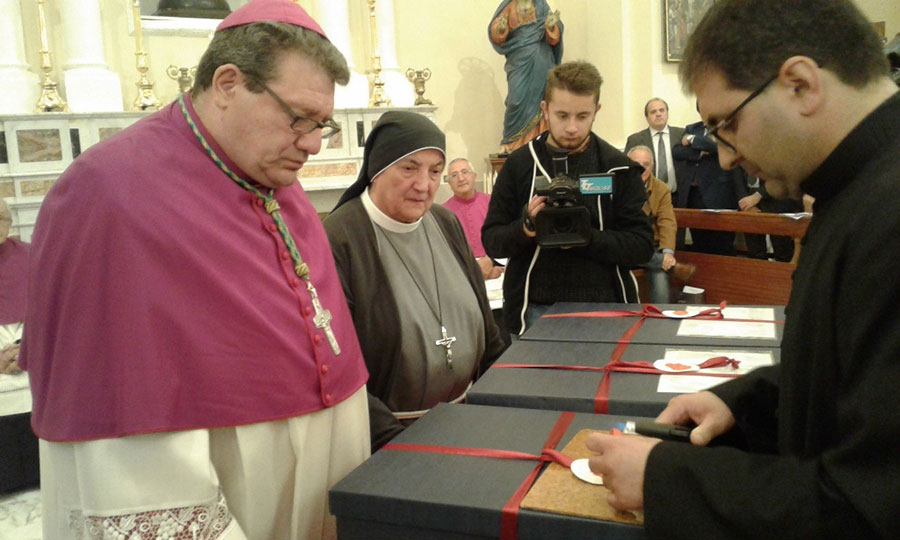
447, 160, 477, 200
628, 148, 653, 183
219, 51, 335, 189
370, 149, 445, 223
645, 100, 669, 131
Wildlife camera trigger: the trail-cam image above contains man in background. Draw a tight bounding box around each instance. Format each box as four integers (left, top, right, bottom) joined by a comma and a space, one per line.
0, 198, 28, 374
734, 175, 803, 261
672, 115, 742, 255
625, 97, 684, 201
443, 158, 503, 280
482, 61, 653, 336
0, 197, 39, 497
626, 146, 695, 303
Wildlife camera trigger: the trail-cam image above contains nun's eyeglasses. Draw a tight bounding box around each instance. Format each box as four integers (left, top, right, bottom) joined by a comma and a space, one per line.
250, 78, 341, 139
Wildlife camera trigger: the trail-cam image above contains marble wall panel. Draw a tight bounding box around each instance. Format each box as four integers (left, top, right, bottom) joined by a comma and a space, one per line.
20, 179, 56, 197
298, 162, 357, 179
98, 127, 123, 142
16, 129, 62, 163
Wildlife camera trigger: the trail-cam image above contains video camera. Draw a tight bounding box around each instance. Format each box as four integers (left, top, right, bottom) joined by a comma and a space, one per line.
532, 152, 614, 249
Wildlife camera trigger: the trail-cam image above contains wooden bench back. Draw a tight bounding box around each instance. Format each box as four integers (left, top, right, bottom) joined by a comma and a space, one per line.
671, 209, 811, 305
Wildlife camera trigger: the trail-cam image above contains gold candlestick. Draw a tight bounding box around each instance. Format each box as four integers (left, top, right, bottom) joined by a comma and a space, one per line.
34, 0, 69, 113
167, 65, 197, 94
405, 68, 433, 106
131, 0, 161, 111
366, 0, 390, 107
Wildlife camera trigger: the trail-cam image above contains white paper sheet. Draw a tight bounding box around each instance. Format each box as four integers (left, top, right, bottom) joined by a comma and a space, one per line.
676, 306, 777, 339
656, 349, 775, 394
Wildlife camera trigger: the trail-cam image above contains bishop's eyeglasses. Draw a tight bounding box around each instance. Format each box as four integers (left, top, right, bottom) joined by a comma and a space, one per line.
251, 78, 341, 139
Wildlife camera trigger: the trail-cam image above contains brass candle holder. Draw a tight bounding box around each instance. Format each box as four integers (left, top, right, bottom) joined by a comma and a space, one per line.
366, 0, 390, 107
131, 0, 161, 111
34, 0, 69, 113
405, 68, 433, 106
167, 65, 197, 94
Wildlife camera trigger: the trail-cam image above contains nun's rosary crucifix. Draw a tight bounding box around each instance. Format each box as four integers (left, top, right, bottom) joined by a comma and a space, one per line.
380, 224, 456, 370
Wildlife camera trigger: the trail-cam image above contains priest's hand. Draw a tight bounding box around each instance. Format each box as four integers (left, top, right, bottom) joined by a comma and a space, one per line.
586, 432, 659, 511
656, 391, 735, 446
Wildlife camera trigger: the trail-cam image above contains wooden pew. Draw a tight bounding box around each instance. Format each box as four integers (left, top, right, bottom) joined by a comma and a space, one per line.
671, 209, 811, 305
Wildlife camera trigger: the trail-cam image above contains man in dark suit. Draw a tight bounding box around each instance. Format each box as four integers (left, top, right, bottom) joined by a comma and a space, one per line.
733, 175, 803, 261
625, 98, 685, 202
672, 119, 742, 254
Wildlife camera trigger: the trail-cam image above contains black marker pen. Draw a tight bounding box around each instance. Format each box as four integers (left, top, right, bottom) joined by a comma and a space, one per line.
623, 420, 692, 442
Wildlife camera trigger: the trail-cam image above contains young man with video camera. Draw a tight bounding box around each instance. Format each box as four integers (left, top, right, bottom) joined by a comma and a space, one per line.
482, 61, 654, 336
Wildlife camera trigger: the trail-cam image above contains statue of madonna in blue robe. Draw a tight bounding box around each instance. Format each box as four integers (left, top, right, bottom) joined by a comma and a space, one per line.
489, 0, 563, 153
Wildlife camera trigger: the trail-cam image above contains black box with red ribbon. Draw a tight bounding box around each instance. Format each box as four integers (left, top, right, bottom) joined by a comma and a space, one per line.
522, 302, 785, 348
468, 340, 780, 417
329, 403, 645, 540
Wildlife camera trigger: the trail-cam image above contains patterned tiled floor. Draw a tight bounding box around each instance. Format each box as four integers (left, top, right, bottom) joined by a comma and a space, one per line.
0, 488, 41, 540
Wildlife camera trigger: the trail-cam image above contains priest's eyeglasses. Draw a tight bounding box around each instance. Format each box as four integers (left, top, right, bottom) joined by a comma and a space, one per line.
252, 79, 341, 139
706, 73, 777, 152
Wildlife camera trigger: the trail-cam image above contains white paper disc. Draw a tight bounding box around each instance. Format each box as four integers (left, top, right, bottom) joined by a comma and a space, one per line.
662, 309, 699, 318
570, 458, 604, 485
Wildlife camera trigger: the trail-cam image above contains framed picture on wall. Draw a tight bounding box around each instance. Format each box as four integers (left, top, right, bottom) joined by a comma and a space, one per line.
126, 0, 250, 36
665, 0, 716, 62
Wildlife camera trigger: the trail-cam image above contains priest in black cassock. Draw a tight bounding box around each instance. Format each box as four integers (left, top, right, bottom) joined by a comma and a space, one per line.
324, 111, 507, 450
587, 1, 900, 538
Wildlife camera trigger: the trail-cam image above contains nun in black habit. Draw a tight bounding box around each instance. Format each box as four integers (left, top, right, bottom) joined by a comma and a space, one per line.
324, 111, 507, 451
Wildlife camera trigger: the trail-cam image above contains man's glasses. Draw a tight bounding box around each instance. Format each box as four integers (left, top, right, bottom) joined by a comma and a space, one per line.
250, 78, 341, 139
707, 74, 777, 152
446, 169, 474, 181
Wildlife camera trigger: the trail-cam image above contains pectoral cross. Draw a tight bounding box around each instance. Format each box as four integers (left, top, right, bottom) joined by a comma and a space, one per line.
435, 325, 456, 370
308, 283, 341, 356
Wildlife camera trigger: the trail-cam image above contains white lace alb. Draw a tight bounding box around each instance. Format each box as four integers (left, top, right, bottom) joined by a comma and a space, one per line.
68, 490, 233, 540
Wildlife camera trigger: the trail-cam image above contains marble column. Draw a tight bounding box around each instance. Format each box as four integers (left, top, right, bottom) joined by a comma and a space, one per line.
58, 0, 123, 111
0, 0, 39, 113
315, 0, 368, 108
374, 0, 414, 107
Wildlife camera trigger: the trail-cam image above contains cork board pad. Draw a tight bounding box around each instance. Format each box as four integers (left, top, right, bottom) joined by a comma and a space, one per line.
520, 429, 644, 525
